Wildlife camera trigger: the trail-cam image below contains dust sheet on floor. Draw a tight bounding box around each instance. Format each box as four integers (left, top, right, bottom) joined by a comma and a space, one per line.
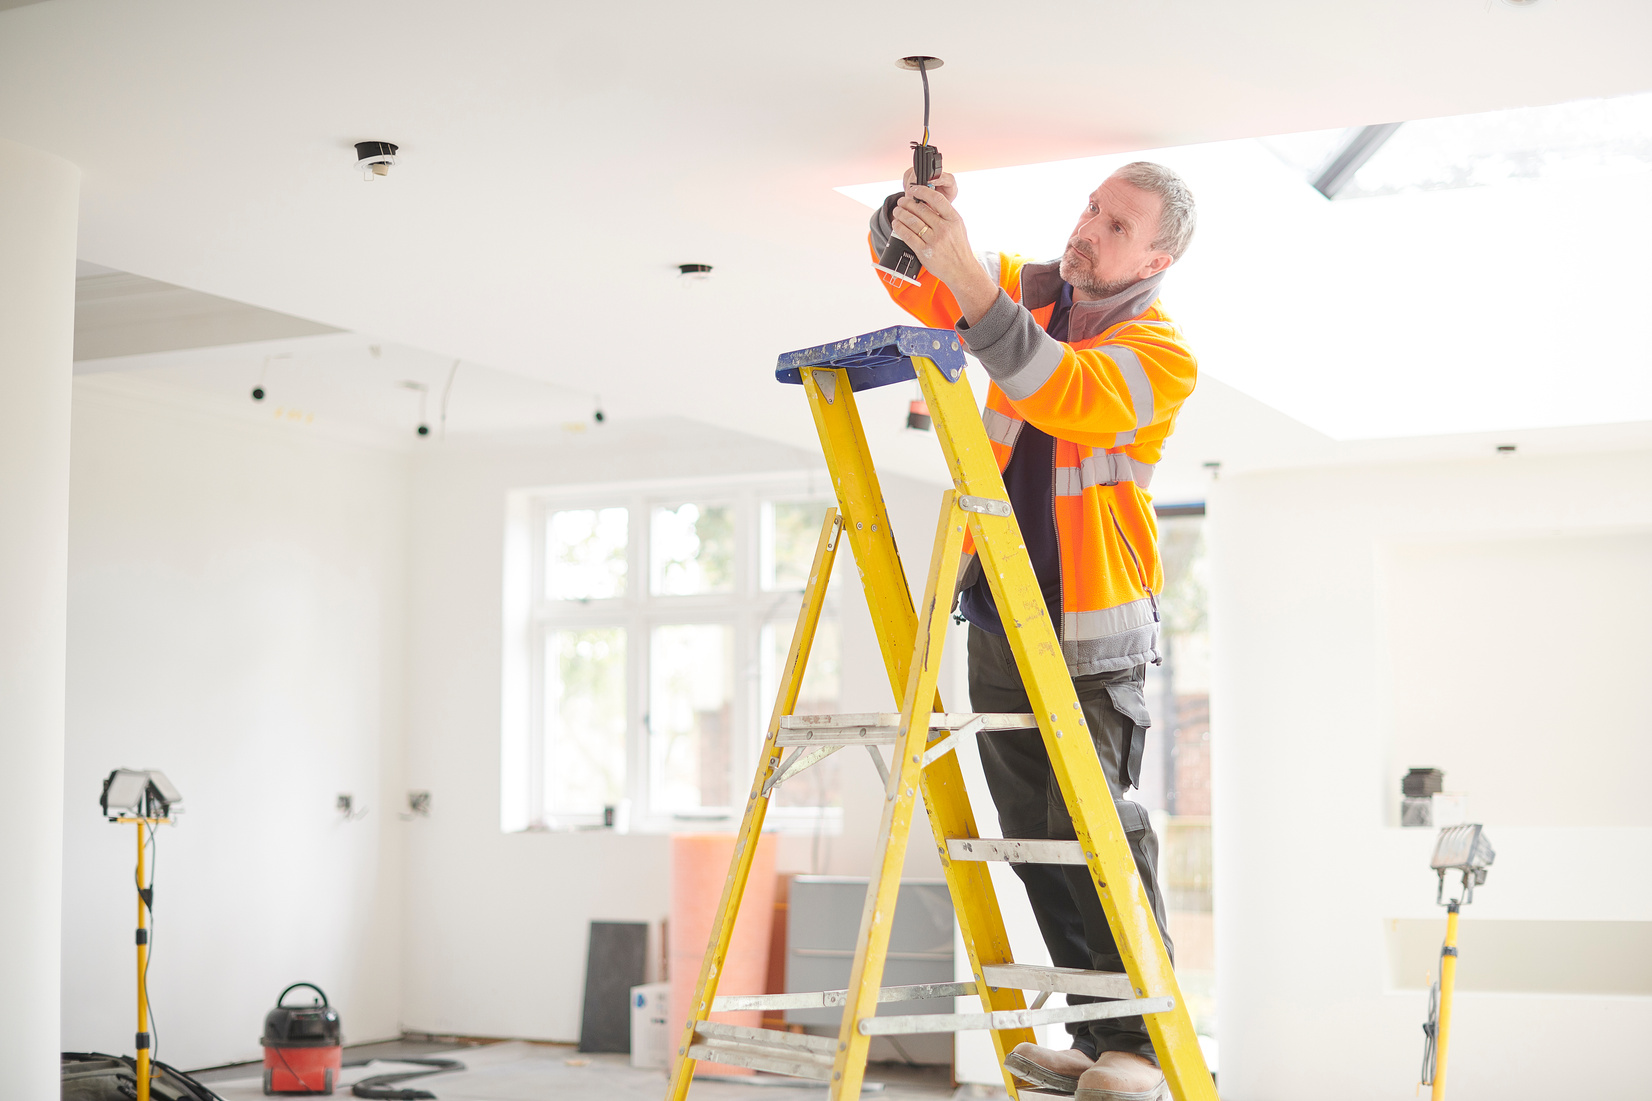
204, 1041, 957, 1101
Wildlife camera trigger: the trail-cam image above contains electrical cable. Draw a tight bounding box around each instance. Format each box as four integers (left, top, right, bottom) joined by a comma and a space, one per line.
1420, 972, 1439, 1085
273, 1044, 324, 1094
919, 59, 930, 147
439, 360, 460, 439
139, 820, 160, 1066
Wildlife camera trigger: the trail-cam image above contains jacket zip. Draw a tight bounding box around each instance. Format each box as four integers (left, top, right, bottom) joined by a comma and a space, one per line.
1107, 499, 1149, 592
1050, 442, 1063, 643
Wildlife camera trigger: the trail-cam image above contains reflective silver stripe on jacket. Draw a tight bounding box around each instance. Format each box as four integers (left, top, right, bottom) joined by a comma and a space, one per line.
994, 334, 1067, 403
1062, 595, 1159, 644
1106, 345, 1155, 446
981, 407, 1024, 450
1052, 451, 1158, 493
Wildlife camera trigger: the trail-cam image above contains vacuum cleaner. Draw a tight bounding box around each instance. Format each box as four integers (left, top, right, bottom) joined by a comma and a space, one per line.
262, 983, 342, 1095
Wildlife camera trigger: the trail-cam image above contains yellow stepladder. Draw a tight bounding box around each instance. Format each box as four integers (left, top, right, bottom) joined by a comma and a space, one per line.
664, 327, 1217, 1101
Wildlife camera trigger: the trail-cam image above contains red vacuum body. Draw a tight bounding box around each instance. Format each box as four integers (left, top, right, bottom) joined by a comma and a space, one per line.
262, 983, 343, 1095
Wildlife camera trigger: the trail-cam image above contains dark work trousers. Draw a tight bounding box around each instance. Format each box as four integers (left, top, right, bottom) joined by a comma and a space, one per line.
967, 625, 1173, 1065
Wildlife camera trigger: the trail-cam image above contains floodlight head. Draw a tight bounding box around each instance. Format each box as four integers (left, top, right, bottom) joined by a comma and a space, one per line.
1431, 823, 1494, 905
101, 769, 150, 818
100, 768, 184, 819
145, 771, 183, 816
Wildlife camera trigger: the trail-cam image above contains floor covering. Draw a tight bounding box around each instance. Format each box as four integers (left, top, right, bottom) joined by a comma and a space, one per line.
193, 1039, 965, 1101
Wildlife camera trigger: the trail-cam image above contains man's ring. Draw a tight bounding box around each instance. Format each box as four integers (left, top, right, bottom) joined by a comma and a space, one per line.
918, 224, 929, 238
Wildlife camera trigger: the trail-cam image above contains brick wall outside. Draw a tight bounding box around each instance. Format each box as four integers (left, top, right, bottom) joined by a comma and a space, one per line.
1173, 692, 1211, 817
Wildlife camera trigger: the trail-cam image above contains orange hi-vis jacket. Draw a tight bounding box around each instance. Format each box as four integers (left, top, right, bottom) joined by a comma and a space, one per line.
869, 221, 1198, 674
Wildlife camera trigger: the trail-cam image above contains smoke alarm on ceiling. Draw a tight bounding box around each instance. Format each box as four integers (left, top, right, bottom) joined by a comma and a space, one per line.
354, 141, 399, 179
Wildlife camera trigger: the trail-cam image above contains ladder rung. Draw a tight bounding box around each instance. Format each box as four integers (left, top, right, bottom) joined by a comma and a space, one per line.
695, 1021, 836, 1056
980, 963, 1135, 999
857, 996, 1175, 1036
685, 1042, 832, 1081
779, 712, 1035, 746
947, 838, 1087, 865
688, 1022, 835, 1081
713, 979, 977, 1012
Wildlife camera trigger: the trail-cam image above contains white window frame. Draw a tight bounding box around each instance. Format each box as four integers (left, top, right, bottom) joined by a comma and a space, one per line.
502, 472, 844, 835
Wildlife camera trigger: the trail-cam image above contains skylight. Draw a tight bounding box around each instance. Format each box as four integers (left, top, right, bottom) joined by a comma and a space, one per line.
1262, 90, 1652, 199
832, 91, 1652, 442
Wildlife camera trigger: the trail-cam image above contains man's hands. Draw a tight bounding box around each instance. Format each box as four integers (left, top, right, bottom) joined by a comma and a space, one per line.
902, 165, 958, 201
890, 170, 999, 326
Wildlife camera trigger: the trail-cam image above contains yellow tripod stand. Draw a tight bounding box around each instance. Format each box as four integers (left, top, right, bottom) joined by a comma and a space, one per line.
664, 327, 1216, 1101
116, 814, 167, 1101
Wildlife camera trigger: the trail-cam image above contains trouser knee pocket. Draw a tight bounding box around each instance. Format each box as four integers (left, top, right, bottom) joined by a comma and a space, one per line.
1103, 680, 1153, 790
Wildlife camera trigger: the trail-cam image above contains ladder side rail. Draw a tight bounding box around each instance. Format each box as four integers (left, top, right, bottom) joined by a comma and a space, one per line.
916, 711, 1039, 1089
801, 368, 922, 686
803, 367, 1036, 1099
664, 510, 844, 1101
828, 492, 969, 1101
916, 360, 1216, 1101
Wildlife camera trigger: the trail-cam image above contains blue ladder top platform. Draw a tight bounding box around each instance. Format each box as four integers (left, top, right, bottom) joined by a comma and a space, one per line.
776, 326, 966, 392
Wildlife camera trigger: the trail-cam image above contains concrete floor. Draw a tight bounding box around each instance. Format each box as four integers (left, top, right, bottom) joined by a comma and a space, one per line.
192, 1038, 965, 1101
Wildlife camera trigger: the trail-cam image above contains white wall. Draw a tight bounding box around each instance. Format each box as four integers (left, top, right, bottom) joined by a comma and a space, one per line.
62, 377, 411, 1069
0, 134, 80, 1101
401, 418, 953, 1042
1210, 446, 1652, 1101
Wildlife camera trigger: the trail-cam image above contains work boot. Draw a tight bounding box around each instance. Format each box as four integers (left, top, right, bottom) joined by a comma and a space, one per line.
1073, 1053, 1168, 1101
1003, 1042, 1095, 1094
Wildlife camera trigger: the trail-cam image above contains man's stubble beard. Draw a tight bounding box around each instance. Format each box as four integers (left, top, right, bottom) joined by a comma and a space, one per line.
1060, 243, 1137, 300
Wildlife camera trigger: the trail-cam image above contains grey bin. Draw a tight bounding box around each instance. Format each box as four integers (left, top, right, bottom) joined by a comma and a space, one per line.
786, 876, 955, 1064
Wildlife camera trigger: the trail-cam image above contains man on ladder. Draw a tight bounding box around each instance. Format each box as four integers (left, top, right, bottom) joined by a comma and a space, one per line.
870, 161, 1199, 1101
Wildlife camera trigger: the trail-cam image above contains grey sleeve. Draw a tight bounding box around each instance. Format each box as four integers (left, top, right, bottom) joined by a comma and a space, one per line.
955, 291, 1067, 401
869, 193, 901, 254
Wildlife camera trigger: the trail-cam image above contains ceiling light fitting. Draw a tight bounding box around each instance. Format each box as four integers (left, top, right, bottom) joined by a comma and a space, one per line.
874, 57, 944, 288
354, 141, 399, 180
678, 263, 713, 283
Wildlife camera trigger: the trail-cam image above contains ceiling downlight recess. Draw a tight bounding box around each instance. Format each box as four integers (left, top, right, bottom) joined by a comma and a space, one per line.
354, 141, 399, 179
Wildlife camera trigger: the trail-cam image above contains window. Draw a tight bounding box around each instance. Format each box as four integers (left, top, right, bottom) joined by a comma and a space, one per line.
1139, 508, 1214, 1041
504, 476, 843, 832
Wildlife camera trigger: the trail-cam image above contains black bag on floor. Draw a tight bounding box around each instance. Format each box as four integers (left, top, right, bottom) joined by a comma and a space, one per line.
62, 1052, 222, 1101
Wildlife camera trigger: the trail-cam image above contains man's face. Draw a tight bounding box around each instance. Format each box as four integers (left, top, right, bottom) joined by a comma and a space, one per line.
1059, 177, 1174, 299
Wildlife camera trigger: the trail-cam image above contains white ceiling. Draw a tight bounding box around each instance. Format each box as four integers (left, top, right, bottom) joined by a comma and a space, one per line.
74, 331, 602, 445
6, 0, 1652, 483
